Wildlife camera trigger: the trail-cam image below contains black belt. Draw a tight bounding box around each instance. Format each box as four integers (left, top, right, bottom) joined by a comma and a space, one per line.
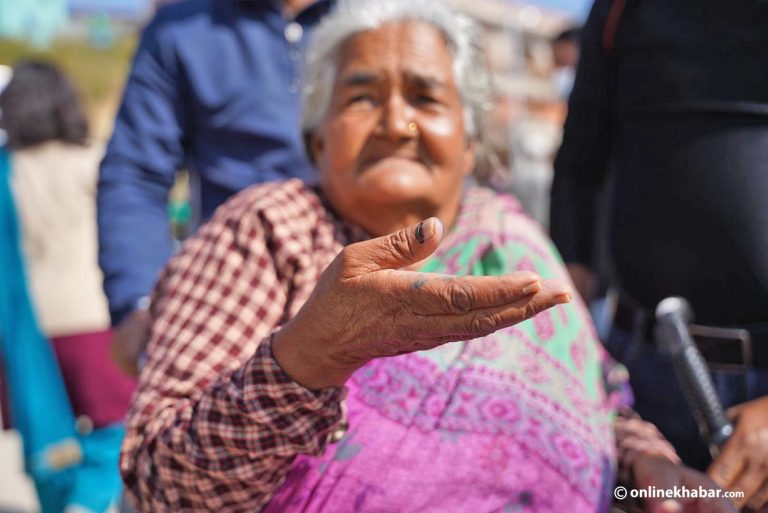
613, 300, 768, 369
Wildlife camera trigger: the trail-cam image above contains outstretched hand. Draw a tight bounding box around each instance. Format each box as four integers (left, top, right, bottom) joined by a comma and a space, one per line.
272, 217, 572, 389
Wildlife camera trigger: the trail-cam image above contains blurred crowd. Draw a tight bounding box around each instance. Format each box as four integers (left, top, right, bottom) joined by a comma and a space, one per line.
0, 0, 766, 512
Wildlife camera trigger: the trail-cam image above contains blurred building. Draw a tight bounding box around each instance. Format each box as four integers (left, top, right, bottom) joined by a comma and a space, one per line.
0, 0, 69, 47
451, 0, 576, 226
0, 0, 151, 51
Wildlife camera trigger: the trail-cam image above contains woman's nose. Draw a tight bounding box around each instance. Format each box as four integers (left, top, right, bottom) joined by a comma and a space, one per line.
379, 96, 415, 140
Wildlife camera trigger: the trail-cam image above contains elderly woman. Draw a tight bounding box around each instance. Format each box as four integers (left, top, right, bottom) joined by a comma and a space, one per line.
121, 2, 734, 512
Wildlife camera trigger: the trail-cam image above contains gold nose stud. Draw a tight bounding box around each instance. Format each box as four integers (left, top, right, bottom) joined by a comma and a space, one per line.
407, 121, 418, 134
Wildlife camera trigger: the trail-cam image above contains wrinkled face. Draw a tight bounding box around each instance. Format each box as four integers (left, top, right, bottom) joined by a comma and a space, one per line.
311, 21, 475, 237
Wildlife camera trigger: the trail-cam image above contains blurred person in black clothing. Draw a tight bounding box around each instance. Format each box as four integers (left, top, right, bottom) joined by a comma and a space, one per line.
550, 0, 768, 510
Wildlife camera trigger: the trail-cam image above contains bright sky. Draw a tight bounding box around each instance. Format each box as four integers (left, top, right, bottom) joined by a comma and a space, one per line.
68, 0, 150, 16
66, 0, 591, 22
526, 0, 591, 20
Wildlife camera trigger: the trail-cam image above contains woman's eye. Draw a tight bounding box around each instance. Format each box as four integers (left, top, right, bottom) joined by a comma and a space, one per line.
414, 94, 439, 105
349, 94, 375, 105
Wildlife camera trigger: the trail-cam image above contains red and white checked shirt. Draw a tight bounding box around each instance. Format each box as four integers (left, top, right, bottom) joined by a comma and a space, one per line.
122, 179, 677, 512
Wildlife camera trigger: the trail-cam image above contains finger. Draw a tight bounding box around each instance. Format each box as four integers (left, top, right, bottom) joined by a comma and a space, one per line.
729, 464, 766, 510
745, 479, 768, 512
405, 271, 543, 315
340, 217, 444, 277
725, 402, 746, 421
708, 438, 746, 489
415, 279, 571, 341
682, 469, 738, 513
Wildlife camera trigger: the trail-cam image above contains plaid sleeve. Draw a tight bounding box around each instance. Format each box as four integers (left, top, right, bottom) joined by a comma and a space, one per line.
121, 187, 345, 512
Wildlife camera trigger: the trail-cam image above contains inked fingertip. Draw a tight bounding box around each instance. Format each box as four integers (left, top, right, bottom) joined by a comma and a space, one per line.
415, 222, 426, 244
415, 218, 443, 244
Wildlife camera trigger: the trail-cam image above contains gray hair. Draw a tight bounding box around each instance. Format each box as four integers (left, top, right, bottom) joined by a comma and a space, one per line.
301, 0, 490, 142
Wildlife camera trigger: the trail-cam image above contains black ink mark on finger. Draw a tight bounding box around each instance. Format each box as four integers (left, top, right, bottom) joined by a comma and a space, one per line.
415, 222, 425, 244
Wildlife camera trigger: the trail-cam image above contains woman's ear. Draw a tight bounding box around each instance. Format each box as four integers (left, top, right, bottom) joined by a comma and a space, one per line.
462, 138, 477, 177
309, 131, 324, 165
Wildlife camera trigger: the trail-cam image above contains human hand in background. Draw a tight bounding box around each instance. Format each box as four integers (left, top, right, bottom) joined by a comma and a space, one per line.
633, 454, 737, 513
111, 307, 151, 376
272, 217, 572, 390
709, 396, 768, 512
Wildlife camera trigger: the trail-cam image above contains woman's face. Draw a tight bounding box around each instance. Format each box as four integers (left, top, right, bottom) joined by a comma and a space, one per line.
311, 21, 476, 237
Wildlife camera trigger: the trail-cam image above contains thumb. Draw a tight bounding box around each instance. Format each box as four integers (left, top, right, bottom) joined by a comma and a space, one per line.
708, 435, 743, 488
340, 217, 444, 277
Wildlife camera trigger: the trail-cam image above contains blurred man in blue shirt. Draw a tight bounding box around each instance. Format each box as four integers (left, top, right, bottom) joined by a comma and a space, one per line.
98, 0, 333, 372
